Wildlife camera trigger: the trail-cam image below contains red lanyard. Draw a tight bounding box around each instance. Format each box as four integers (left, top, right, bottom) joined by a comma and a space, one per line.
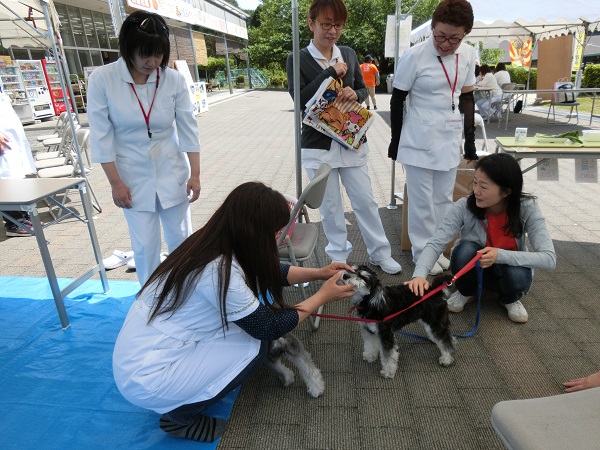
437, 54, 459, 112
129, 68, 160, 139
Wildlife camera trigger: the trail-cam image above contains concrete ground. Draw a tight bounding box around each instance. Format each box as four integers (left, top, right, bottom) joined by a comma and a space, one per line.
4, 89, 600, 449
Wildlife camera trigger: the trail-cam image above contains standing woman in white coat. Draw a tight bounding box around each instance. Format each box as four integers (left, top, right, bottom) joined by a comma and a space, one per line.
388, 0, 477, 275
88, 11, 201, 285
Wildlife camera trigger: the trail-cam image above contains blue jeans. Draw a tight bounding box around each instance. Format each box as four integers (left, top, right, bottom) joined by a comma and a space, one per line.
165, 340, 269, 424
449, 240, 532, 304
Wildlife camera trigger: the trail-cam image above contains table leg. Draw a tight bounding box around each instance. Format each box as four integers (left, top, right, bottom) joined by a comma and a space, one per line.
77, 182, 109, 293
29, 207, 70, 330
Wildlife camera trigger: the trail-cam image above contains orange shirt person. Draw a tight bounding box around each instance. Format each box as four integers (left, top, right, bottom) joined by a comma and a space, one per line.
360, 55, 379, 110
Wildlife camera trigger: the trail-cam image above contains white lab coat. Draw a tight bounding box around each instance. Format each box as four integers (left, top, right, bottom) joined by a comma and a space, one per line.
113, 259, 260, 414
392, 36, 477, 171
0, 93, 36, 179
87, 58, 200, 212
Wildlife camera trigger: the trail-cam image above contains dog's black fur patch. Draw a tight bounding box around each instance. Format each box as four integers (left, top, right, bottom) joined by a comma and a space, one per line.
341, 265, 456, 377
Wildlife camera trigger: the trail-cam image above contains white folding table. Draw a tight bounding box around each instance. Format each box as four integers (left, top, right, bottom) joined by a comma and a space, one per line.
0, 178, 109, 329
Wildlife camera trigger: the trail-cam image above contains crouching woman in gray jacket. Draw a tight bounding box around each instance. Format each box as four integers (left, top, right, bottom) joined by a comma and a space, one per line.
406, 153, 556, 323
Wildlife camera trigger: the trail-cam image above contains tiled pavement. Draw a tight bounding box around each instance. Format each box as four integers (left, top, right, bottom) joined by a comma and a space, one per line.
4, 89, 600, 449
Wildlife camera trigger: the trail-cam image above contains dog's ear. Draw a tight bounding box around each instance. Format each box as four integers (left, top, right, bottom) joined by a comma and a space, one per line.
357, 265, 376, 276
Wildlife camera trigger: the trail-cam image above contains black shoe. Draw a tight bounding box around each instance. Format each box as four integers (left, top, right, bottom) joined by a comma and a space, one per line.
374, 106, 378, 110
366, 106, 370, 110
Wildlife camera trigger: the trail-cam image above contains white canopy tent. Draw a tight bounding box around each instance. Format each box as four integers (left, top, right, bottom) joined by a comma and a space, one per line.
0, 0, 96, 210
411, 1, 600, 47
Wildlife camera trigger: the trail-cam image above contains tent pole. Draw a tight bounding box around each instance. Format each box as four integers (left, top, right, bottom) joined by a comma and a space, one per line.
40, 1, 86, 189
292, 0, 302, 200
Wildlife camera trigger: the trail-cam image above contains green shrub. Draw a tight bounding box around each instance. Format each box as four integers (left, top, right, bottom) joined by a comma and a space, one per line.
235, 74, 245, 85
506, 66, 537, 89
582, 64, 600, 88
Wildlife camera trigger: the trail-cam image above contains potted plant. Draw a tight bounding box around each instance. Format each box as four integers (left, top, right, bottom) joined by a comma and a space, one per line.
235, 74, 245, 88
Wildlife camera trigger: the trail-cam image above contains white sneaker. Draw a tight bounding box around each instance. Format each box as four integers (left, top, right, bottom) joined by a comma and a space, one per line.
369, 257, 402, 275
446, 290, 474, 313
503, 301, 528, 323
437, 254, 450, 270
127, 258, 136, 270
429, 261, 443, 276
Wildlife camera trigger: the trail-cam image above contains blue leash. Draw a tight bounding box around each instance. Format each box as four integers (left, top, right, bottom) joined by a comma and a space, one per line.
397, 261, 484, 341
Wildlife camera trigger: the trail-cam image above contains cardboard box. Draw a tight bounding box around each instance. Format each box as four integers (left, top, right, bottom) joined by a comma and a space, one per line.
401, 160, 476, 253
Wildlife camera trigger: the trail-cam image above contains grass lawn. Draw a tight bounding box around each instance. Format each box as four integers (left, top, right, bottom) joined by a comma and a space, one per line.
535, 94, 599, 116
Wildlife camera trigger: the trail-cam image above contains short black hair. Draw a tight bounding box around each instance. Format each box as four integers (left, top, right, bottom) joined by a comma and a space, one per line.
364, 55, 373, 62
119, 11, 170, 70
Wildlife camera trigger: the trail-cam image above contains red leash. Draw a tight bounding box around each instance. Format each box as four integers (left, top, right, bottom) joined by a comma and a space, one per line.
310, 253, 483, 324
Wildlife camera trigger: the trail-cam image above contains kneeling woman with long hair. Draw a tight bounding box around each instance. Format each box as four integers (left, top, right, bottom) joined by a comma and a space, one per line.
406, 153, 556, 323
112, 182, 355, 442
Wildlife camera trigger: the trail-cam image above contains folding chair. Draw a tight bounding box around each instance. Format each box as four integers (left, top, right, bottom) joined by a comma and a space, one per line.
547, 84, 579, 125
474, 113, 489, 153
496, 82, 517, 128
37, 128, 101, 217
35, 123, 80, 169
36, 111, 70, 142
277, 163, 331, 331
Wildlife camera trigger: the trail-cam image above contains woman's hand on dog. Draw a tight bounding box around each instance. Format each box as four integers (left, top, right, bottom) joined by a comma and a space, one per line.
318, 263, 354, 280
405, 277, 430, 297
294, 272, 357, 324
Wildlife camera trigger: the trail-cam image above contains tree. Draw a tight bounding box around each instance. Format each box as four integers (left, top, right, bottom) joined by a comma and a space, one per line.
247, 0, 440, 72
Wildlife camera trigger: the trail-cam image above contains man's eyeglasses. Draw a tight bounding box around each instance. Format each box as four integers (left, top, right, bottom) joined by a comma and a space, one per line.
316, 20, 344, 31
433, 34, 464, 45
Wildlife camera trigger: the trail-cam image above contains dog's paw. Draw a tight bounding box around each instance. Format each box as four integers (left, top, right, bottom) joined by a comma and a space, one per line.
379, 367, 397, 379
363, 350, 379, 363
438, 354, 455, 367
281, 369, 295, 386
306, 374, 325, 398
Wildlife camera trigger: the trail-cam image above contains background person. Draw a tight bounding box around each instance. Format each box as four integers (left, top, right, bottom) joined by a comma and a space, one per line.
476, 64, 503, 120
87, 11, 201, 285
360, 54, 379, 110
405, 153, 556, 324
494, 62, 511, 87
0, 90, 37, 237
286, 0, 401, 274
388, 0, 477, 275
112, 182, 356, 443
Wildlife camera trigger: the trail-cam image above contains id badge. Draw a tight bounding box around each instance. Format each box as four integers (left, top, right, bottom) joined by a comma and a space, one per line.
444, 113, 463, 131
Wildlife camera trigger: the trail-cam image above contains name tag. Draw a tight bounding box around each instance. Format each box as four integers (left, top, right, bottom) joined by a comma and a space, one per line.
444, 116, 463, 131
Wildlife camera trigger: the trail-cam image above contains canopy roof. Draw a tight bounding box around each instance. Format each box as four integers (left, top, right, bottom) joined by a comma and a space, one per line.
0, 0, 59, 49
410, 1, 600, 47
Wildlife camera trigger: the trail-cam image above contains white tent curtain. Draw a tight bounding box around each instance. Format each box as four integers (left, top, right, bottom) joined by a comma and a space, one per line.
0, 0, 59, 49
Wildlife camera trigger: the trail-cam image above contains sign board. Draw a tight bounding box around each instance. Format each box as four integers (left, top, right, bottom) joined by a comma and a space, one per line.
575, 159, 598, 183
385, 15, 412, 59
536, 158, 559, 181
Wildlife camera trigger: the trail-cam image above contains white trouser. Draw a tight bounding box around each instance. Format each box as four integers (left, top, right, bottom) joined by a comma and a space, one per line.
404, 164, 457, 263
476, 94, 501, 118
123, 198, 192, 285
305, 164, 392, 263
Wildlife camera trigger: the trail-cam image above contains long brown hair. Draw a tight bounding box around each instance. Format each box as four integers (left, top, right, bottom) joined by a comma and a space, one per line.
144, 182, 291, 326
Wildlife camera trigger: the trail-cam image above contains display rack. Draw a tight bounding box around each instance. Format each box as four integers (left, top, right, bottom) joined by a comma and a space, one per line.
70, 74, 86, 112
0, 65, 35, 124
16, 59, 54, 120
41, 59, 71, 116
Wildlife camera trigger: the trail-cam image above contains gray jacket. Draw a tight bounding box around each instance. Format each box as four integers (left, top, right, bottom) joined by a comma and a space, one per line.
413, 197, 557, 280
286, 46, 367, 150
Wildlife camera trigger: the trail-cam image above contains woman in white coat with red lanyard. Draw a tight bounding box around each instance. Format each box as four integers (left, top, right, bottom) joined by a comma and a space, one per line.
388, 0, 477, 276
88, 11, 201, 285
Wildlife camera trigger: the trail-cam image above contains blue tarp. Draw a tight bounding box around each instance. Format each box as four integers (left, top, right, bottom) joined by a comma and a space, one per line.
0, 277, 238, 450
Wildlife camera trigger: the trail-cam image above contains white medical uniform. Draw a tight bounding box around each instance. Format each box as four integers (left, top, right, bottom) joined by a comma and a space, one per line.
87, 58, 200, 284
113, 259, 260, 414
0, 93, 36, 179
303, 42, 393, 263
392, 36, 476, 262
476, 72, 503, 118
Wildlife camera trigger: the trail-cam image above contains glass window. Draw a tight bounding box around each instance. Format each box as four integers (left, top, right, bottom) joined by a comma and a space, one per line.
90, 51, 103, 66
78, 50, 92, 74
106, 16, 118, 50
92, 11, 109, 48
55, 3, 74, 46
11, 48, 29, 60
30, 49, 48, 60
81, 10, 99, 48
64, 49, 81, 75
68, 6, 86, 47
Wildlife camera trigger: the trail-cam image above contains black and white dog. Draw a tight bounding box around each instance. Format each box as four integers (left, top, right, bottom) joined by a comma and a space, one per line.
265, 333, 325, 398
339, 265, 456, 378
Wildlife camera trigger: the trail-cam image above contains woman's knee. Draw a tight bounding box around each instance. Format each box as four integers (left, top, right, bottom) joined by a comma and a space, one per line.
450, 241, 481, 271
